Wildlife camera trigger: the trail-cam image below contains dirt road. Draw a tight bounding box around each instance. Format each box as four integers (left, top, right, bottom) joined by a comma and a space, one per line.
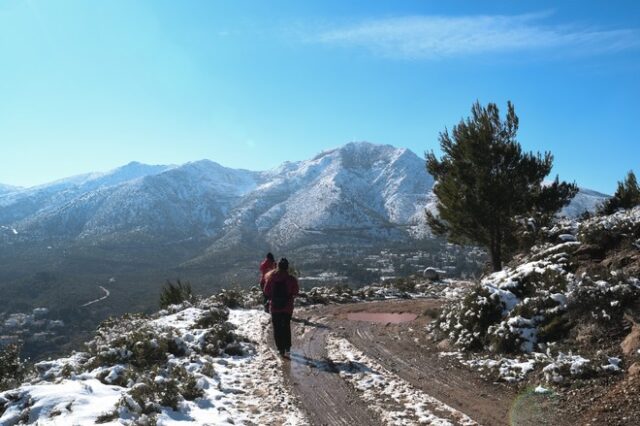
266, 299, 522, 425
81, 285, 110, 307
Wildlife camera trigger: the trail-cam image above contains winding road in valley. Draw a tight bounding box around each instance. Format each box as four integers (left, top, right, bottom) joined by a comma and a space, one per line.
81, 285, 110, 307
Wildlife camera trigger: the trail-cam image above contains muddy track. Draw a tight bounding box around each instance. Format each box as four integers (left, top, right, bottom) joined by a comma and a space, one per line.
267, 315, 383, 426
341, 315, 513, 425
269, 299, 522, 425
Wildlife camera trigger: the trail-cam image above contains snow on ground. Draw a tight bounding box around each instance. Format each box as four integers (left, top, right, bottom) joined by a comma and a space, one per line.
153, 308, 307, 425
0, 379, 122, 425
326, 336, 477, 426
0, 308, 308, 426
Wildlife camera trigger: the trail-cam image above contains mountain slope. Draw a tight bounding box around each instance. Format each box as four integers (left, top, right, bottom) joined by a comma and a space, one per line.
561, 188, 609, 217
0, 184, 20, 195
0, 143, 608, 251
13, 160, 259, 241
0, 162, 171, 225
205, 142, 434, 254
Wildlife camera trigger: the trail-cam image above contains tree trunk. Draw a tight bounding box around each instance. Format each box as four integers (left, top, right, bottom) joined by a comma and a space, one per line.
490, 235, 503, 272
491, 250, 502, 272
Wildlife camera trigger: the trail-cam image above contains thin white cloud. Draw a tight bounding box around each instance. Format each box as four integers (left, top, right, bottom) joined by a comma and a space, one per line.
314, 12, 640, 59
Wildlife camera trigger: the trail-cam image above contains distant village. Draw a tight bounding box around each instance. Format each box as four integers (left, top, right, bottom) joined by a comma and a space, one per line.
0, 308, 66, 352
299, 243, 486, 286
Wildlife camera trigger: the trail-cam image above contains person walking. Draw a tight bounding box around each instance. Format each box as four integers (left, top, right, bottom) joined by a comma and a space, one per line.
263, 258, 299, 358
259, 253, 277, 312
259, 252, 277, 290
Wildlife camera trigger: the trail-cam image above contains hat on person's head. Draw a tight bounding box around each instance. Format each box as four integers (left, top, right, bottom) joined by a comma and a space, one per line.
278, 257, 289, 271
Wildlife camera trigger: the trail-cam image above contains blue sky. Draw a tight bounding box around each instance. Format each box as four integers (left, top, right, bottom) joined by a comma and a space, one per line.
1, 0, 639, 193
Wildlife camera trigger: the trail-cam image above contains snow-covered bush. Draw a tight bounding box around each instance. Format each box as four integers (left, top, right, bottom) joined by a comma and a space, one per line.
197, 322, 238, 356
87, 317, 177, 369
578, 206, 640, 249
118, 364, 203, 416
542, 352, 595, 383
567, 273, 639, 322
193, 305, 229, 329
435, 246, 575, 353
434, 285, 503, 350
434, 214, 640, 357
212, 288, 246, 309
434, 206, 640, 394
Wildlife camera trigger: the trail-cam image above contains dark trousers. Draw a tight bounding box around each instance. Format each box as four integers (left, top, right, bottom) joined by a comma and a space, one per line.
271, 312, 292, 353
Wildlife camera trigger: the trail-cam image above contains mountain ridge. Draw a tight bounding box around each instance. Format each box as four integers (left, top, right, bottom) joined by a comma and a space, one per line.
0, 142, 608, 251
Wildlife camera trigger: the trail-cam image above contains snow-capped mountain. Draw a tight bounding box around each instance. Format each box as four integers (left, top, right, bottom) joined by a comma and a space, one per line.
208, 142, 434, 252
0, 142, 608, 251
9, 160, 259, 241
0, 143, 435, 249
561, 188, 609, 217
0, 162, 171, 225
0, 183, 21, 195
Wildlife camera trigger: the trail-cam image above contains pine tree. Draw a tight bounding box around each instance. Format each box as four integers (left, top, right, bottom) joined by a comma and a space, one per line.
159, 279, 193, 308
426, 101, 577, 271
598, 170, 640, 215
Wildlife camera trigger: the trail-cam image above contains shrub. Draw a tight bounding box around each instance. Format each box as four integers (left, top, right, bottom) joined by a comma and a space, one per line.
598, 170, 640, 215
172, 366, 204, 401
159, 280, 193, 309
568, 275, 639, 322
578, 206, 640, 250
488, 316, 537, 353
119, 365, 203, 417
214, 288, 244, 309
95, 410, 119, 424
193, 306, 228, 329
393, 277, 417, 293
86, 318, 181, 370
197, 323, 236, 356
537, 315, 571, 342
435, 285, 503, 350
0, 344, 27, 391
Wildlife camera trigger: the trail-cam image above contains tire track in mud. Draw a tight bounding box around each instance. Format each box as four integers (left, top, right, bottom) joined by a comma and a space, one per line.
267, 315, 384, 426
271, 300, 521, 425
345, 325, 512, 425
326, 335, 478, 425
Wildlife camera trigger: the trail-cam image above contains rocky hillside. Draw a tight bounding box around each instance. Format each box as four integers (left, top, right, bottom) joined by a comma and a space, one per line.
433, 206, 640, 424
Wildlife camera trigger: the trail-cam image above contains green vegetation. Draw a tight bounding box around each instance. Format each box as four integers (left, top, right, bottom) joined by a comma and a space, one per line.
426, 101, 577, 271
598, 170, 640, 215
159, 280, 193, 309
0, 344, 27, 391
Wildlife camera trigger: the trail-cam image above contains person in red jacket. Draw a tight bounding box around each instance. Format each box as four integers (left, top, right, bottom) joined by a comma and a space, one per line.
259, 253, 276, 290
263, 257, 299, 358
259, 253, 277, 312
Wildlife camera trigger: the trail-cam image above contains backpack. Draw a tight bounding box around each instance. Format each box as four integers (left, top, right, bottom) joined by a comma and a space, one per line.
271, 278, 289, 310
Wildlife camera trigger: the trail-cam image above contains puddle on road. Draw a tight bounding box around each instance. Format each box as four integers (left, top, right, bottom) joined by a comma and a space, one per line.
346, 312, 417, 324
